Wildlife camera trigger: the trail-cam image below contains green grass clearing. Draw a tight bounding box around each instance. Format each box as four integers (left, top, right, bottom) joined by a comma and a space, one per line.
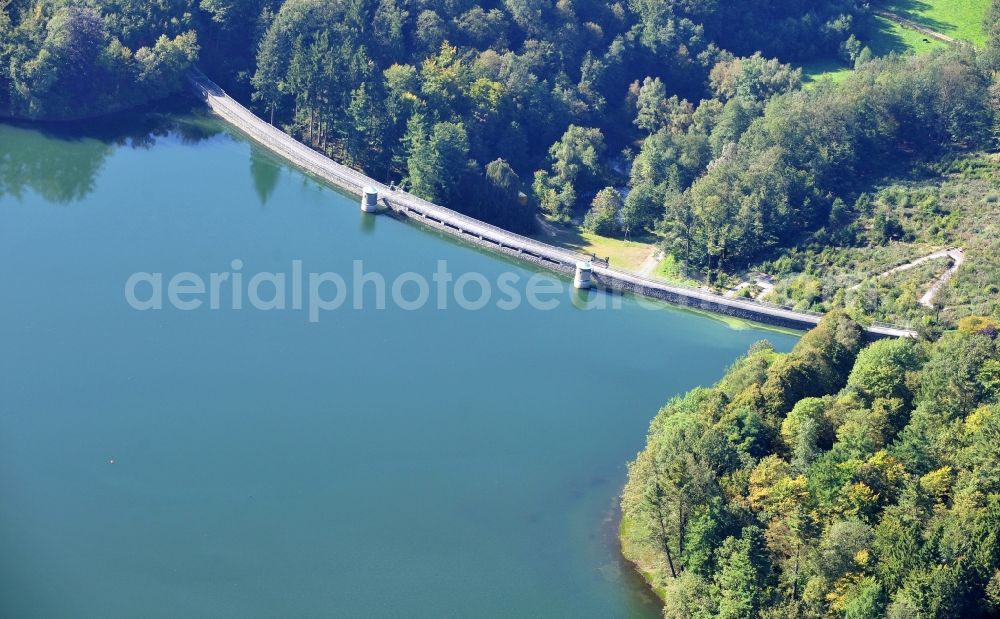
534, 225, 657, 273
796, 13, 948, 91
801, 58, 855, 86
867, 15, 950, 56
881, 0, 991, 46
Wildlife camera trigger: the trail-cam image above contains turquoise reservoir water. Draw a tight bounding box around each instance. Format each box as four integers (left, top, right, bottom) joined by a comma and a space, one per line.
0, 109, 796, 618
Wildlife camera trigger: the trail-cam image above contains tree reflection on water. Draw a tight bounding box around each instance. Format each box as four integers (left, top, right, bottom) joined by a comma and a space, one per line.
0, 95, 222, 204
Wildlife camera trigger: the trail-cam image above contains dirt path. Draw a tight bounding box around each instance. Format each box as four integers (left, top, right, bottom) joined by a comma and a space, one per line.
535, 215, 559, 238
874, 9, 956, 44
876, 247, 960, 279
920, 248, 965, 307
726, 276, 776, 299
848, 247, 965, 297
636, 249, 661, 277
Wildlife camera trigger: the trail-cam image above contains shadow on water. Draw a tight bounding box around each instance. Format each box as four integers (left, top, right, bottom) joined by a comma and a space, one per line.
0, 94, 223, 204
250, 149, 281, 207
359, 211, 377, 234
601, 495, 666, 618
570, 287, 594, 310
570, 286, 626, 312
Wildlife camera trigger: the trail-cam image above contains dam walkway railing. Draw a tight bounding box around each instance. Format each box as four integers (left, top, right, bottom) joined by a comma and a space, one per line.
186, 69, 917, 339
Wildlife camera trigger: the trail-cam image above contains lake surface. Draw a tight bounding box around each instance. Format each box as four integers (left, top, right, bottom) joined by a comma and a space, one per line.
0, 105, 796, 618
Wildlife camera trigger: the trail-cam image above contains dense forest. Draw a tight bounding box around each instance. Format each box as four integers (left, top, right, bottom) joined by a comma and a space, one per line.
652, 48, 995, 278
5, 0, 995, 241
621, 313, 1000, 618
0, 1, 200, 119
241, 0, 866, 232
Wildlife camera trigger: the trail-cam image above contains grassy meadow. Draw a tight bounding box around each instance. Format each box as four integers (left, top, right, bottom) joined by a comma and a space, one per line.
882, 0, 992, 45
800, 0, 986, 84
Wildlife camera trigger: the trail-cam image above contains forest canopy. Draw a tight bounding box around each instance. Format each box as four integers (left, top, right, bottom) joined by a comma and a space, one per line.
0, 0, 200, 119
236, 0, 874, 230
621, 314, 1000, 618
1, 0, 879, 230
